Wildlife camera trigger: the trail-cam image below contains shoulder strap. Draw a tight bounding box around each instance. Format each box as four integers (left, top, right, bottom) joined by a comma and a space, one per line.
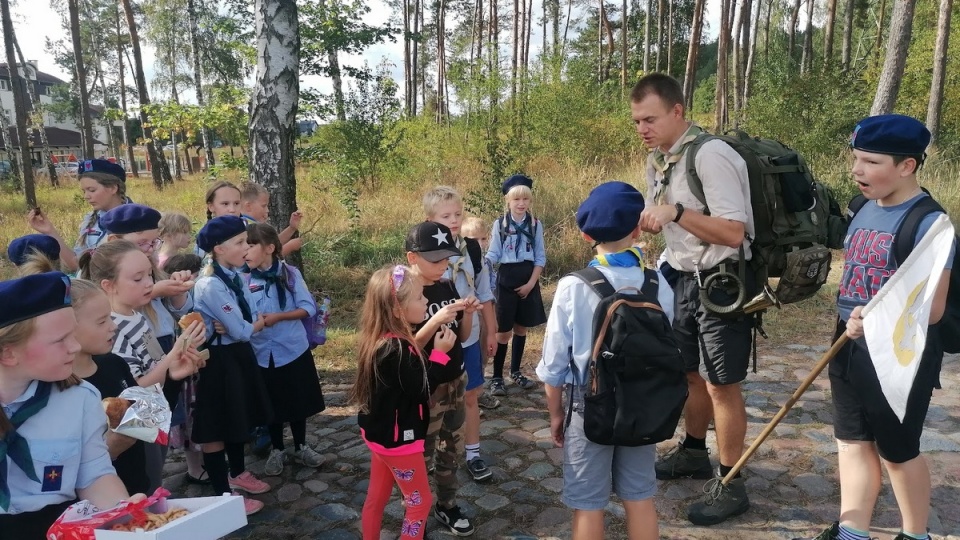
464, 237, 483, 276
893, 194, 944, 266
847, 193, 868, 219
639, 268, 660, 301
682, 133, 714, 213
570, 267, 616, 298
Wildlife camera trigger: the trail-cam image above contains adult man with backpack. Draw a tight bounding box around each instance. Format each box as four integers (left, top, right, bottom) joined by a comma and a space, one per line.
635, 73, 756, 525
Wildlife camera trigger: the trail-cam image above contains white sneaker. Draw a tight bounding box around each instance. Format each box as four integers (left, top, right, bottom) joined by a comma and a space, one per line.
292, 446, 325, 468
264, 448, 285, 476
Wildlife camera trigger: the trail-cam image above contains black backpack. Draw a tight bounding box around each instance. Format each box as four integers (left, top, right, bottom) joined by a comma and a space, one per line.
565, 267, 688, 446
848, 192, 960, 353
463, 237, 483, 276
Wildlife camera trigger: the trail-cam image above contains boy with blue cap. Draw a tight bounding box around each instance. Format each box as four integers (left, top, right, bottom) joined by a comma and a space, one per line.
536, 181, 674, 540
797, 114, 953, 540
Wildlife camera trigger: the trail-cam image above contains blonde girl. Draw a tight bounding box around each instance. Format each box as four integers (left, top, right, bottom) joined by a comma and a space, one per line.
157, 213, 193, 269
486, 174, 547, 395
353, 265, 455, 540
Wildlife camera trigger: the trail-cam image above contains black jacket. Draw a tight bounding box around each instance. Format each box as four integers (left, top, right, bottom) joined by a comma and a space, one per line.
357, 337, 432, 449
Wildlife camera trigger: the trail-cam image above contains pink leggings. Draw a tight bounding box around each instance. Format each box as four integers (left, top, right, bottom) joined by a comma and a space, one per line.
361, 451, 432, 540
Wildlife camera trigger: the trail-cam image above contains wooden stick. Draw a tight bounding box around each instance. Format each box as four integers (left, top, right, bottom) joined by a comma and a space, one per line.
721, 333, 850, 485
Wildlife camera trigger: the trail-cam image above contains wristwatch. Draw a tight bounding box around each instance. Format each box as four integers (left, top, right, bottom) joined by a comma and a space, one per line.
673, 203, 684, 223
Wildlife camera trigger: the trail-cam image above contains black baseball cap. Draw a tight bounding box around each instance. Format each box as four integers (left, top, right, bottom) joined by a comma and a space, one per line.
405, 221, 461, 262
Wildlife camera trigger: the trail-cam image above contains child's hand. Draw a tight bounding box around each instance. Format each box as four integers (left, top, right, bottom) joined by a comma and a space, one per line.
433, 325, 457, 353
26, 207, 57, 235
212, 320, 226, 335
846, 306, 865, 339
262, 313, 280, 327
153, 278, 193, 298
284, 238, 303, 252
181, 320, 207, 349
461, 295, 480, 314
550, 413, 565, 448
289, 211, 303, 230
253, 313, 267, 332
514, 282, 535, 299
166, 347, 198, 381
430, 301, 466, 325
105, 430, 138, 460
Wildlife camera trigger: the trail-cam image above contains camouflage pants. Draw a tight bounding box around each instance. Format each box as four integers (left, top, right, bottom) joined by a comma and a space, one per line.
424, 374, 466, 508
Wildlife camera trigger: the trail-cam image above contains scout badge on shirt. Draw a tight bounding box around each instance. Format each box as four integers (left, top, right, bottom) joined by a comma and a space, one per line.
248, 284, 264, 293
41, 465, 64, 492
221, 303, 233, 314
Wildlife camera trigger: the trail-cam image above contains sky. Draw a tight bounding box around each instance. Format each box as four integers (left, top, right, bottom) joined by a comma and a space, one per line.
11, 0, 737, 104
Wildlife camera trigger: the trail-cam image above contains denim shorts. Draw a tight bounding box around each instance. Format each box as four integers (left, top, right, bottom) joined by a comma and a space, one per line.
463, 342, 484, 391
562, 396, 657, 510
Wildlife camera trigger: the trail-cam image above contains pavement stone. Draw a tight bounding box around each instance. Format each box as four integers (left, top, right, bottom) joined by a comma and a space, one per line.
160, 347, 960, 539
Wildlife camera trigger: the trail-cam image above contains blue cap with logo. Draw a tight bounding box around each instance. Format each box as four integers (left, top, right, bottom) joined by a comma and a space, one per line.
0, 272, 72, 328
197, 216, 247, 252
100, 204, 162, 234
576, 181, 645, 242
850, 114, 931, 156
7, 234, 61, 265
78, 159, 126, 182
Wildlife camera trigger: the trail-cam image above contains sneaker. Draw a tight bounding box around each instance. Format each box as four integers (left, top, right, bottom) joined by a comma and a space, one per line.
466, 457, 493, 482
235, 493, 264, 515
655, 443, 713, 480
251, 427, 272, 458
489, 378, 506, 396
292, 446, 326, 468
511, 372, 536, 390
477, 392, 501, 409
228, 471, 271, 494
434, 503, 475, 536
687, 475, 750, 526
792, 522, 840, 540
892, 532, 930, 540
263, 448, 285, 476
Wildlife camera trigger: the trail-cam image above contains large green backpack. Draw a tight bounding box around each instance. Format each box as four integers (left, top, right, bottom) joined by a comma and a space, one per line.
683, 130, 847, 307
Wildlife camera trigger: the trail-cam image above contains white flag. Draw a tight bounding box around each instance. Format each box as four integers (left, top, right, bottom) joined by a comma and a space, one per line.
862, 213, 955, 422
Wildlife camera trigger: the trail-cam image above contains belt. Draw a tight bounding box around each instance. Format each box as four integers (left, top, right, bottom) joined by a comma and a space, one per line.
678, 258, 739, 279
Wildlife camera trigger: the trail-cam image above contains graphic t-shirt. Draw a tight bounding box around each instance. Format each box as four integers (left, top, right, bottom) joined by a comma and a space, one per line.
111, 311, 165, 379
416, 278, 464, 388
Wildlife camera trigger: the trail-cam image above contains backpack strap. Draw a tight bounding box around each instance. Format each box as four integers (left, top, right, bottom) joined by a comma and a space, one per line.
681, 133, 715, 215
569, 267, 617, 298
892, 193, 943, 266
463, 237, 483, 277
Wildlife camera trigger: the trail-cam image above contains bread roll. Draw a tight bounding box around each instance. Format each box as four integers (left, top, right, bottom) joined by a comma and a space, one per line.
102, 397, 131, 429
178, 312, 204, 331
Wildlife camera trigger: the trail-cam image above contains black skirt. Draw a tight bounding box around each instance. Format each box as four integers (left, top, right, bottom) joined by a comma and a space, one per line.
260, 349, 326, 423
192, 341, 273, 444
0, 499, 74, 540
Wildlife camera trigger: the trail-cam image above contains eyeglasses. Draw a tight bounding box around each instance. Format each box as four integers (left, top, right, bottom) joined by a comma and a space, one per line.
137, 238, 163, 251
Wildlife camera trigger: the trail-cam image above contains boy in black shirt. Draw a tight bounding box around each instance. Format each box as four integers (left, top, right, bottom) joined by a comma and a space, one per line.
405, 221, 479, 536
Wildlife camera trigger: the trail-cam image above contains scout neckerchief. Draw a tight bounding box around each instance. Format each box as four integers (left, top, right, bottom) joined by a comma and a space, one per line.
251, 260, 287, 310
589, 247, 645, 269
0, 381, 52, 510
507, 213, 535, 257
213, 261, 253, 322
651, 123, 704, 204
449, 238, 475, 290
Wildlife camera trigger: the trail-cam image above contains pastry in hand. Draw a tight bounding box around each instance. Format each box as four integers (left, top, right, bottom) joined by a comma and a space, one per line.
178, 312, 204, 331
102, 397, 132, 429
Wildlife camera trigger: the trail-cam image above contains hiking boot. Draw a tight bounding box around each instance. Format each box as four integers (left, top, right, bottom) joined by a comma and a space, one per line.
466, 457, 493, 482
655, 443, 713, 480
292, 446, 326, 468
263, 448, 285, 476
477, 392, 501, 409
792, 522, 840, 540
511, 372, 536, 390
489, 378, 506, 396
228, 471, 271, 494
687, 475, 750, 526
434, 504, 475, 536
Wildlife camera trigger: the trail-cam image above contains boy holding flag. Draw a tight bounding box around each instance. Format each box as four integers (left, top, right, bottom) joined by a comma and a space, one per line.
802, 115, 953, 540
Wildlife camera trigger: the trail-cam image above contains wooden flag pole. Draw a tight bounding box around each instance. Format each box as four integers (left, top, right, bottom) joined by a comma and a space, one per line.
721, 333, 850, 486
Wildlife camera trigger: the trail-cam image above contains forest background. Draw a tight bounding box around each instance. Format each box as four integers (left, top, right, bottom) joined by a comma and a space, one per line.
0, 0, 957, 370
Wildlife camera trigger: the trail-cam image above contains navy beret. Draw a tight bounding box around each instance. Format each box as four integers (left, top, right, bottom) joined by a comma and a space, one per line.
100, 203, 162, 234
576, 181, 645, 242
78, 159, 126, 182
502, 174, 534, 195
7, 234, 60, 265
0, 272, 72, 328
850, 114, 931, 156
197, 216, 247, 252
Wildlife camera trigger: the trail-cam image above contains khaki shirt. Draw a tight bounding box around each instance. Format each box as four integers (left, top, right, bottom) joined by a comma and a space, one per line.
645, 137, 754, 272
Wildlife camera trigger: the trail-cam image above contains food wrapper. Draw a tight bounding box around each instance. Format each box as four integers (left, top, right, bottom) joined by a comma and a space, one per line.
114, 384, 171, 445
47, 488, 181, 540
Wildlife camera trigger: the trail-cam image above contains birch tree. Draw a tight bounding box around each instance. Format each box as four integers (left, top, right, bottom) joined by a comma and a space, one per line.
187, 0, 214, 169
871, 0, 915, 115
715, 0, 731, 130
925, 0, 951, 144
249, 0, 299, 252
115, 5, 138, 177
1, 0, 36, 206
12, 36, 57, 184
841, 0, 854, 70
683, 0, 705, 109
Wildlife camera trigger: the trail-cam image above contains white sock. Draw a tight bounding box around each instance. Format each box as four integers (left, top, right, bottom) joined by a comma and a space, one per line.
466, 443, 480, 461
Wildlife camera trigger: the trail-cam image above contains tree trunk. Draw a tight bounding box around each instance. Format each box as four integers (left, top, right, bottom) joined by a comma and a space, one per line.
621, 0, 628, 88
824, 0, 837, 65
732, 0, 747, 121
182, 131, 193, 174
121, 0, 170, 188
871, 0, 914, 114
12, 34, 58, 186
435, 0, 447, 122
601, 0, 615, 81
68, 0, 95, 158
1, 0, 35, 206
666, 0, 674, 74
511, 0, 519, 106
411, 0, 420, 116
743, 0, 761, 109
403, 0, 411, 115
0, 108, 20, 191
655, 0, 664, 71
764, 0, 771, 61
841, 0, 854, 70
116, 6, 138, 178
642, 0, 651, 71
715, 0, 731, 131
800, 0, 814, 73
874, 0, 887, 67
187, 0, 214, 169
317, 0, 345, 121
683, 0, 706, 110
250, 0, 300, 266
788, 0, 801, 62
524, 0, 533, 77
926, 0, 951, 144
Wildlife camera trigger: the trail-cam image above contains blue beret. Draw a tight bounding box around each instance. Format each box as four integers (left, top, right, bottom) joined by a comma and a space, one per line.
850, 114, 931, 156
78, 159, 126, 182
576, 181, 645, 242
7, 234, 60, 265
197, 216, 247, 252
0, 272, 72, 328
100, 203, 161, 234
502, 174, 534, 195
